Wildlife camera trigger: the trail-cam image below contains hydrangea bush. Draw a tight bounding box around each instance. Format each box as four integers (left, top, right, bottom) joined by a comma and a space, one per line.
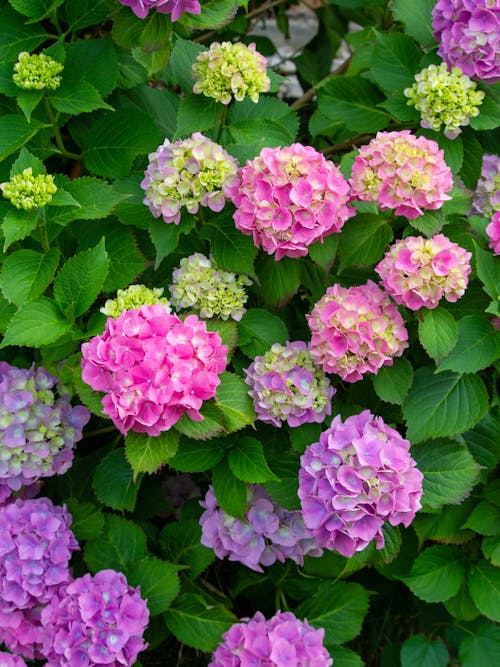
0, 1, 498, 666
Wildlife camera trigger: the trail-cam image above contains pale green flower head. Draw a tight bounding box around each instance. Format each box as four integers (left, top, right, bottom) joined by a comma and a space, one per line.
404, 62, 485, 139
13, 52, 63, 91
100, 285, 171, 319
192, 41, 270, 105
1, 168, 57, 211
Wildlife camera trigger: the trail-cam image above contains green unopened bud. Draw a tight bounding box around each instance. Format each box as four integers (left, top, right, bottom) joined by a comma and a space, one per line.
13, 52, 63, 91
100, 284, 171, 318
1, 168, 57, 211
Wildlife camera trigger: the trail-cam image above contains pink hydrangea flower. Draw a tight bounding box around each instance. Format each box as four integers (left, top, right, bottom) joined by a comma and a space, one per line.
81, 304, 228, 436
226, 143, 354, 260
307, 280, 408, 383
432, 0, 500, 83
0, 652, 28, 667
41, 569, 149, 667
350, 130, 453, 219
209, 610, 333, 667
298, 410, 423, 557
375, 234, 472, 310
486, 211, 500, 255
118, 0, 201, 21
470, 153, 500, 217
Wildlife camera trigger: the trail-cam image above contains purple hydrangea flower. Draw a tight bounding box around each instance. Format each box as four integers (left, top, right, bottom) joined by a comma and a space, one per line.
487, 211, 500, 255
118, 0, 201, 21
200, 485, 322, 572
0, 362, 90, 491
41, 569, 149, 667
0, 482, 40, 507
0, 651, 28, 667
470, 153, 500, 217
298, 410, 423, 557
209, 610, 333, 667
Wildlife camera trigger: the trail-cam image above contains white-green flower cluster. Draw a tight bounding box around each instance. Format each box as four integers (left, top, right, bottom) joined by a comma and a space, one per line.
192, 41, 270, 105
100, 285, 171, 319
13, 52, 63, 91
169, 253, 251, 321
404, 63, 485, 139
1, 169, 57, 211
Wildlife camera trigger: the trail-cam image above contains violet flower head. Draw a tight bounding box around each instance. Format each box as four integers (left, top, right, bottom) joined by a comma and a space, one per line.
432, 0, 500, 83
0, 652, 28, 667
118, 0, 201, 21
200, 485, 322, 573
486, 211, 500, 255
307, 280, 409, 383
349, 130, 453, 219
298, 410, 423, 558
375, 234, 472, 310
470, 153, 500, 216
0, 362, 90, 490
209, 610, 333, 667
41, 569, 149, 667
244, 341, 335, 427
81, 304, 228, 436
226, 143, 354, 260
0, 482, 40, 507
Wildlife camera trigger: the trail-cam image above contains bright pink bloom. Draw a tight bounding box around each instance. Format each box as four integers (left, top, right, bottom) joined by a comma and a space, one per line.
307, 281, 408, 382
487, 211, 500, 255
350, 130, 453, 219
0, 652, 28, 667
118, 0, 201, 21
227, 143, 354, 260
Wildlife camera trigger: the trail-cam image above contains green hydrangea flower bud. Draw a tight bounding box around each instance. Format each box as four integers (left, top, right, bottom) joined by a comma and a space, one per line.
404, 62, 485, 140
192, 41, 270, 105
100, 285, 171, 318
13, 52, 63, 91
1, 168, 57, 210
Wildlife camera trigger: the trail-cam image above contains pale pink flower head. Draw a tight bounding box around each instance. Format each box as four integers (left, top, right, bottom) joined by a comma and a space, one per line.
375, 234, 472, 310
0, 652, 28, 667
307, 280, 408, 383
432, 0, 500, 83
209, 610, 333, 667
298, 410, 423, 557
81, 305, 228, 436
486, 211, 500, 255
350, 130, 453, 219
227, 143, 354, 260
470, 154, 500, 217
118, 0, 201, 21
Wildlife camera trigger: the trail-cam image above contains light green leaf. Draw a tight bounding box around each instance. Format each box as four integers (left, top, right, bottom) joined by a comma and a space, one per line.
215, 372, 255, 432
2, 208, 38, 252
372, 32, 422, 93
128, 556, 180, 616
125, 430, 179, 478
0, 115, 47, 162
470, 95, 500, 131
238, 308, 288, 358
84, 514, 148, 575
418, 308, 458, 364
0, 248, 59, 306
462, 502, 500, 536
48, 176, 125, 225
391, 0, 436, 46
160, 520, 215, 579
459, 622, 500, 667
401, 545, 466, 602
372, 357, 413, 405
338, 213, 394, 273
16, 89, 44, 122
174, 401, 226, 442
437, 316, 500, 373
49, 80, 112, 115
401, 635, 449, 667
228, 437, 279, 483
1, 297, 71, 348
65, 498, 105, 542
93, 448, 141, 513
467, 561, 500, 622
213, 458, 248, 519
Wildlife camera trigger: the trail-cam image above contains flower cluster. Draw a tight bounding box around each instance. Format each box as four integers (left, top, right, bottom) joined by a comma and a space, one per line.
41, 569, 149, 667
192, 41, 270, 104
470, 153, 500, 216
349, 130, 453, 219
0, 362, 90, 490
200, 485, 322, 572
141, 133, 239, 224
1, 168, 57, 211
12, 52, 63, 91
404, 62, 484, 139
0, 652, 28, 667
375, 234, 472, 310
0, 483, 39, 507
307, 281, 408, 383
244, 341, 335, 428
298, 411, 423, 557
81, 304, 227, 436
227, 143, 353, 260
117, 0, 201, 21
487, 211, 500, 255
209, 610, 332, 667
432, 0, 500, 83
169, 253, 251, 321
100, 284, 171, 318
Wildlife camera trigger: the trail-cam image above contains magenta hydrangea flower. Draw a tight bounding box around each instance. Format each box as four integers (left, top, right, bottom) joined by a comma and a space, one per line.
81, 304, 228, 436
0, 362, 89, 491
226, 143, 354, 260
0, 498, 78, 658
244, 341, 335, 427
298, 411, 423, 558
349, 130, 453, 219
432, 0, 500, 83
200, 485, 322, 573
0, 482, 40, 507
209, 610, 333, 667
41, 569, 149, 667
0, 652, 28, 667
375, 234, 472, 310
117, 0, 201, 21
307, 281, 408, 383
486, 211, 500, 255
470, 153, 500, 217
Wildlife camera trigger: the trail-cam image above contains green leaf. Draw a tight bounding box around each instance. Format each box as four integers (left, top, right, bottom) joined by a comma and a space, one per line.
128, 556, 180, 616
215, 372, 255, 432
401, 635, 449, 667
175, 94, 221, 137
1, 297, 71, 348
228, 436, 279, 483
16, 89, 44, 122
163, 37, 205, 94
65, 498, 105, 542
464, 412, 500, 471
132, 11, 172, 76
482, 536, 500, 567
437, 316, 500, 373
49, 80, 112, 115
408, 209, 445, 237
93, 448, 141, 513
459, 623, 500, 667
403, 367, 488, 443
462, 502, 500, 536
0, 296, 16, 335
174, 401, 226, 442
372, 357, 413, 405
331, 647, 362, 667
475, 241, 500, 304
411, 440, 480, 510
84, 515, 147, 575
401, 545, 466, 603
338, 213, 393, 273
470, 95, 500, 131
418, 308, 458, 364
380, 89, 421, 122
64, 0, 109, 31
160, 520, 215, 578
295, 582, 370, 645
64, 38, 117, 98
200, 213, 258, 277
254, 255, 301, 308
113, 175, 152, 230
413, 498, 476, 544
149, 218, 181, 269
391, 0, 435, 46
0, 115, 47, 162
10, 147, 45, 176
212, 458, 248, 519
53, 239, 108, 319
181, 0, 239, 30
2, 208, 38, 252
238, 308, 288, 358
467, 561, 500, 622
125, 430, 179, 478
1, 248, 59, 306
308, 234, 340, 271
0, 6, 47, 61
263, 452, 301, 510
372, 32, 422, 93
126, 85, 179, 137
48, 176, 125, 225
444, 585, 480, 621
169, 435, 226, 472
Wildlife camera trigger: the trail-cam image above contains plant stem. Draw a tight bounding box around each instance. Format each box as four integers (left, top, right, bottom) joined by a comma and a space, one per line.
36, 209, 50, 253
216, 105, 228, 143
43, 96, 81, 160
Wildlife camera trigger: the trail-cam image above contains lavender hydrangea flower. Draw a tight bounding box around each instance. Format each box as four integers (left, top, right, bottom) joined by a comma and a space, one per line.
0, 652, 28, 667
0, 362, 90, 491
298, 410, 423, 558
200, 485, 322, 572
470, 153, 500, 217
244, 341, 335, 427
118, 0, 201, 21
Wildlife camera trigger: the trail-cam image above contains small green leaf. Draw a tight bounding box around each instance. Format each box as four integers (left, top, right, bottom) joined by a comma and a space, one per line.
391, 0, 435, 46
163, 37, 205, 94
330, 647, 362, 667
175, 94, 221, 137
464, 412, 500, 471
128, 556, 180, 616
125, 429, 179, 478
372, 357, 413, 405
418, 308, 458, 363
254, 255, 301, 308
482, 536, 500, 567
16, 89, 43, 122
215, 372, 255, 432
470, 95, 500, 131
84, 514, 148, 575
93, 448, 141, 512
212, 458, 248, 519
228, 437, 279, 483
200, 213, 258, 277
160, 520, 215, 579
0, 248, 58, 306
49, 80, 112, 115
414, 498, 476, 544
400, 635, 449, 667
48, 176, 125, 225
338, 213, 394, 273
174, 401, 226, 441
467, 561, 500, 622
444, 585, 480, 621
0, 115, 47, 162
65, 498, 105, 542
238, 308, 288, 358
149, 218, 181, 268
459, 622, 500, 667
2, 208, 38, 251
401, 545, 466, 603
1, 297, 71, 348
437, 316, 500, 374
408, 209, 445, 237
462, 502, 500, 536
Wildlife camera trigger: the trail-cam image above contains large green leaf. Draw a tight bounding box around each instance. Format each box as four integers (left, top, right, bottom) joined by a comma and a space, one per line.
2, 208, 38, 252
0, 6, 47, 61
93, 448, 141, 512
401, 545, 466, 602
212, 458, 248, 519
48, 176, 125, 225
128, 556, 180, 617
0, 115, 47, 162
372, 357, 413, 405
372, 32, 422, 93
459, 623, 500, 667
125, 429, 179, 478
254, 255, 301, 309
65, 499, 105, 542
463, 412, 500, 471
169, 435, 227, 472
215, 372, 255, 432
467, 561, 500, 622
228, 437, 279, 484
238, 308, 288, 358
160, 520, 215, 579
199, 213, 258, 277
338, 213, 393, 273
64, 0, 109, 31
437, 316, 500, 373
418, 308, 458, 364
49, 80, 112, 116
0, 297, 71, 348
175, 94, 221, 138
400, 635, 449, 667
391, 0, 436, 46
84, 514, 148, 575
